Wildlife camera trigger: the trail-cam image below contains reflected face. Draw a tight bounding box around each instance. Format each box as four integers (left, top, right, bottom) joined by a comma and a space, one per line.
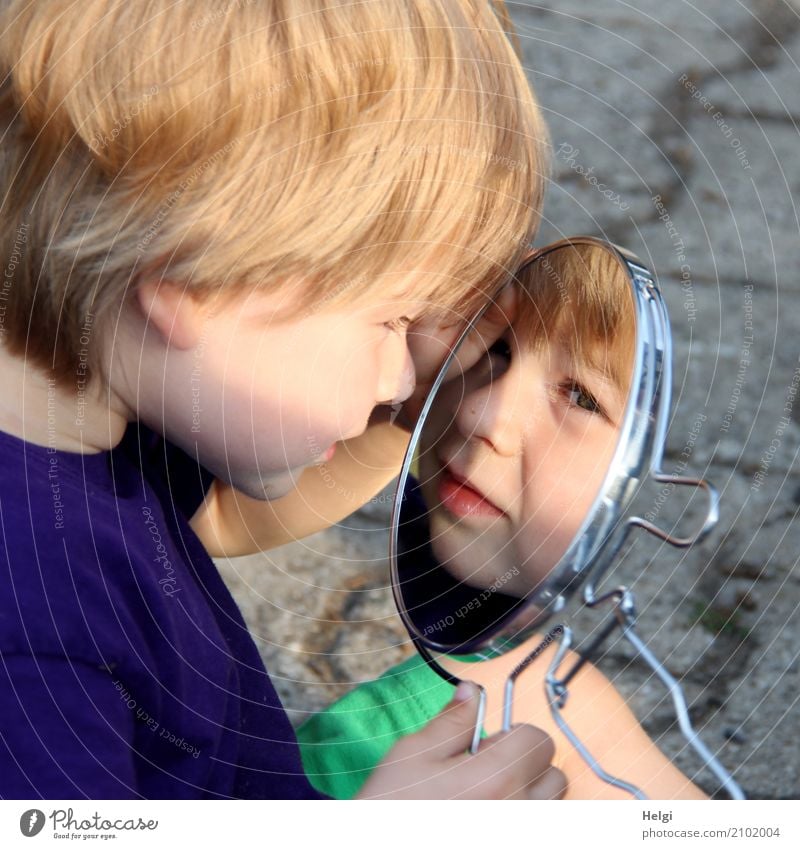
418, 291, 631, 598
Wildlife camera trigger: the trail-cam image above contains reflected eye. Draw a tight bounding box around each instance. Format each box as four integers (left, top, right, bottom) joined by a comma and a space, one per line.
488, 337, 512, 361
560, 380, 606, 418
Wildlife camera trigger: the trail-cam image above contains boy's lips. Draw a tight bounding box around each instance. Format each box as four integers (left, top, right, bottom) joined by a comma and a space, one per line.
311, 443, 337, 464
436, 462, 506, 519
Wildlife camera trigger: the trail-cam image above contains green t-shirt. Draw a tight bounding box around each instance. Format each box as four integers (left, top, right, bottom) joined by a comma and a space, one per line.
296, 654, 454, 799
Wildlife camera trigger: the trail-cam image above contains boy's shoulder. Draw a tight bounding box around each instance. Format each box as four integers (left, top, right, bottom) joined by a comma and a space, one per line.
0, 423, 214, 663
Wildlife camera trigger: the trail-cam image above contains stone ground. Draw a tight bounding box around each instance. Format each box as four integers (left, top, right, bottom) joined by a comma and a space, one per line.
216, 1, 800, 800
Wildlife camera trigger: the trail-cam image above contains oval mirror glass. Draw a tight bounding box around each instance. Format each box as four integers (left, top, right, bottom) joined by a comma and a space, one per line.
391, 237, 649, 658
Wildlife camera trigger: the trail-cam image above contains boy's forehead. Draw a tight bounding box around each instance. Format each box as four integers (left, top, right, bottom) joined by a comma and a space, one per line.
351, 267, 454, 313
220, 281, 435, 327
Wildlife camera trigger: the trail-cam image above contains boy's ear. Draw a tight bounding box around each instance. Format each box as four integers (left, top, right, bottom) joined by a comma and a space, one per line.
135, 279, 207, 350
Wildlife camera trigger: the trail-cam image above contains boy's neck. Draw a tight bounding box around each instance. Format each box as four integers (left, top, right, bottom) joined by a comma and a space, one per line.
0, 344, 131, 454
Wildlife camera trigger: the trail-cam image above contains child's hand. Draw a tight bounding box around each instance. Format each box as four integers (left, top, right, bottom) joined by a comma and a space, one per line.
399, 283, 518, 427
355, 681, 566, 800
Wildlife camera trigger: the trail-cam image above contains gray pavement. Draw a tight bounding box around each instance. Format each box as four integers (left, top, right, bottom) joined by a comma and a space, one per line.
219, 1, 800, 800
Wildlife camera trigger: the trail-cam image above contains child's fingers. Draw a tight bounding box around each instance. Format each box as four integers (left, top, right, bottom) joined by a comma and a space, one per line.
407, 282, 518, 387
403, 681, 482, 761
446, 284, 519, 378
526, 765, 568, 800
460, 723, 559, 799
478, 722, 556, 768
483, 280, 519, 332
406, 321, 461, 387
362, 694, 565, 800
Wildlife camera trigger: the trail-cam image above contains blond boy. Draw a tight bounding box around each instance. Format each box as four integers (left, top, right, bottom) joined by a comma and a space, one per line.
0, 0, 562, 798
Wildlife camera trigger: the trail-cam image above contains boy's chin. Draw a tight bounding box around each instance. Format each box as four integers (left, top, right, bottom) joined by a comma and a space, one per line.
227, 469, 303, 501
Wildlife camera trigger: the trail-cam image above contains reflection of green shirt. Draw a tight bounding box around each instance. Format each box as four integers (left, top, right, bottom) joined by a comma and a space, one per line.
297, 654, 454, 799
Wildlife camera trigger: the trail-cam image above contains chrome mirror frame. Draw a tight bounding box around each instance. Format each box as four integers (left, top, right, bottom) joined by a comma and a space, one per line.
390, 236, 718, 655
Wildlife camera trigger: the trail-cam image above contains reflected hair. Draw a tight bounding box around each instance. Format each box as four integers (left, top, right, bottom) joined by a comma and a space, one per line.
514, 243, 636, 391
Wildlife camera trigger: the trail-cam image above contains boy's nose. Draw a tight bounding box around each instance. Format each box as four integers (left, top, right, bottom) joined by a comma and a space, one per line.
457, 373, 527, 457
377, 342, 416, 406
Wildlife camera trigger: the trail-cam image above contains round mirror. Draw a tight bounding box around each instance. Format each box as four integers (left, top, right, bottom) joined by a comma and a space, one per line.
386, 236, 738, 797
391, 237, 653, 658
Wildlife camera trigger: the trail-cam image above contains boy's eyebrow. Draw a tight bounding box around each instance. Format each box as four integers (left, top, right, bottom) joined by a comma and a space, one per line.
565, 336, 631, 393
583, 366, 626, 403
577, 368, 631, 431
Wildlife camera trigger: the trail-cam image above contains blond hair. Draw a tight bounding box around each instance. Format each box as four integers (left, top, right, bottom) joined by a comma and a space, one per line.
515, 242, 636, 391
0, 0, 548, 385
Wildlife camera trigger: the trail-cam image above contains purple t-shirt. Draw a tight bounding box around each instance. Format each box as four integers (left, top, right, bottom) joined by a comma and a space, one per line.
0, 422, 326, 799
